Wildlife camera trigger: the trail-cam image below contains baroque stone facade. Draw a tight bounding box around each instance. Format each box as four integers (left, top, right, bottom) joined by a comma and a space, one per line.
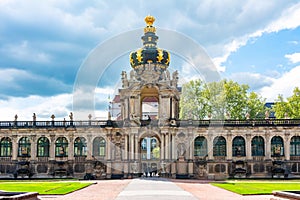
0, 16, 300, 180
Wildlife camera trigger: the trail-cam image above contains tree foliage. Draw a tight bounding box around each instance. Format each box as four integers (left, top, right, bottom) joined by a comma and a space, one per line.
179, 79, 266, 120
273, 87, 300, 119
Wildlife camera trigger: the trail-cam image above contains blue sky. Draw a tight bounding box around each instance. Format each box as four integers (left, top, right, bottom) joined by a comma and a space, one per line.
0, 0, 300, 120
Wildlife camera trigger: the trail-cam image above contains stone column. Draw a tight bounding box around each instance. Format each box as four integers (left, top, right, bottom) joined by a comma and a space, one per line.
171, 97, 176, 119
135, 134, 139, 160
165, 133, 169, 160
189, 138, 194, 160
160, 134, 165, 160
265, 132, 271, 159
12, 135, 18, 160
68, 135, 74, 160
49, 135, 55, 160
130, 96, 135, 115
171, 133, 176, 160
135, 95, 141, 117
121, 100, 125, 120
30, 135, 37, 160
207, 134, 213, 160
86, 134, 92, 159
106, 162, 112, 179
246, 134, 252, 160
106, 134, 111, 160
124, 97, 129, 120
284, 132, 290, 161
124, 134, 128, 160
130, 134, 134, 160
226, 134, 232, 160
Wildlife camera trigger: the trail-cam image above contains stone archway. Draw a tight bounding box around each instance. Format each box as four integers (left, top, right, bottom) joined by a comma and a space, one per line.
140, 86, 159, 120
139, 131, 161, 176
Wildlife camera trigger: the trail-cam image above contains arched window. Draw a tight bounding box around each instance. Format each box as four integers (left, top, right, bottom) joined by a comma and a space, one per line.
141, 87, 159, 120
141, 137, 160, 160
74, 137, 87, 156
141, 138, 147, 150
290, 136, 300, 156
93, 137, 106, 157
194, 136, 207, 156
251, 136, 265, 156
232, 136, 246, 157
55, 137, 68, 157
271, 136, 284, 156
18, 137, 31, 157
37, 137, 50, 157
151, 138, 159, 159
213, 136, 226, 156
0, 137, 12, 157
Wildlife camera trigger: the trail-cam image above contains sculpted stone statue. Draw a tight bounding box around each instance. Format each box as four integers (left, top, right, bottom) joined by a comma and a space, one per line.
69, 112, 73, 121
121, 71, 129, 87
177, 143, 186, 158
166, 70, 170, 80
130, 112, 141, 125
172, 70, 179, 86
130, 70, 136, 80
32, 113, 36, 121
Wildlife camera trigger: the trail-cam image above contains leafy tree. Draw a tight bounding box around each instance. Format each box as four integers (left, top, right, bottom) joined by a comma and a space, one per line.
179, 79, 266, 120
224, 80, 248, 119
273, 87, 300, 119
179, 80, 208, 119
202, 80, 226, 119
152, 147, 160, 159
246, 92, 266, 119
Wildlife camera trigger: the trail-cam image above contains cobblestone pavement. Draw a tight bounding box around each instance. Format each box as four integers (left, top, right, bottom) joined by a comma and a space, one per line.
39, 178, 288, 200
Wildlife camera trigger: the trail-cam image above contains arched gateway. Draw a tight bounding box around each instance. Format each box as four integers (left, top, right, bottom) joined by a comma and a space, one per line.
1, 16, 300, 180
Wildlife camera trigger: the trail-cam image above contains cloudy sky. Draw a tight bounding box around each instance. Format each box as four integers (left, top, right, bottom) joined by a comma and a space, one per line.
0, 0, 300, 120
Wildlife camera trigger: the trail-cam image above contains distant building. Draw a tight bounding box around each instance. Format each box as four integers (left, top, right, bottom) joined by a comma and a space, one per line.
265, 102, 275, 118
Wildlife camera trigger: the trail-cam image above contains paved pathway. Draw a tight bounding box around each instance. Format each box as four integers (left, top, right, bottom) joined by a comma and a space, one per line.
40, 179, 130, 200
39, 178, 288, 200
174, 180, 285, 200
116, 178, 197, 200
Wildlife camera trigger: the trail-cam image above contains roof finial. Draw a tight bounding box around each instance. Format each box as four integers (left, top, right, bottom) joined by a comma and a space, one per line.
145, 15, 155, 26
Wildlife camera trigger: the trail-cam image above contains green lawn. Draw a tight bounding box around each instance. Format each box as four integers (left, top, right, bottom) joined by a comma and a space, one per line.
0, 181, 93, 195
212, 181, 300, 195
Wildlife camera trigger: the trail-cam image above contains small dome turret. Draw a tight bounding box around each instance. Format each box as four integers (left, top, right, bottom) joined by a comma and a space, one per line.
130, 16, 170, 70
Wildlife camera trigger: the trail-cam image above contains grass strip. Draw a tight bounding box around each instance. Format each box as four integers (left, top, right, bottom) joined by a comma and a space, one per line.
211, 182, 300, 195
0, 181, 93, 195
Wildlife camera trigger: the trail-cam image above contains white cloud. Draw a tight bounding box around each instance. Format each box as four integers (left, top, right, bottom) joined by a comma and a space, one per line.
94, 87, 115, 95
259, 66, 300, 101
288, 41, 299, 45
285, 52, 300, 64
230, 72, 274, 91
209, 2, 300, 70
178, 62, 203, 85
263, 2, 300, 33
212, 36, 249, 72
0, 68, 71, 94
2, 40, 52, 63
94, 86, 115, 103
0, 94, 72, 121
0, 88, 114, 121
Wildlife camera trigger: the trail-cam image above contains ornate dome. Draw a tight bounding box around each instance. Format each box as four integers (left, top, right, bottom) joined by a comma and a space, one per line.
130, 16, 170, 70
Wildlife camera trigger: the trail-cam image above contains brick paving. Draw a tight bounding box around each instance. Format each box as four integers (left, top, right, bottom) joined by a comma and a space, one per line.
38, 178, 289, 200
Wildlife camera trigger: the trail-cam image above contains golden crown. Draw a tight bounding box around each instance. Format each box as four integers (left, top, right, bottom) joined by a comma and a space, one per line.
144, 15, 155, 26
